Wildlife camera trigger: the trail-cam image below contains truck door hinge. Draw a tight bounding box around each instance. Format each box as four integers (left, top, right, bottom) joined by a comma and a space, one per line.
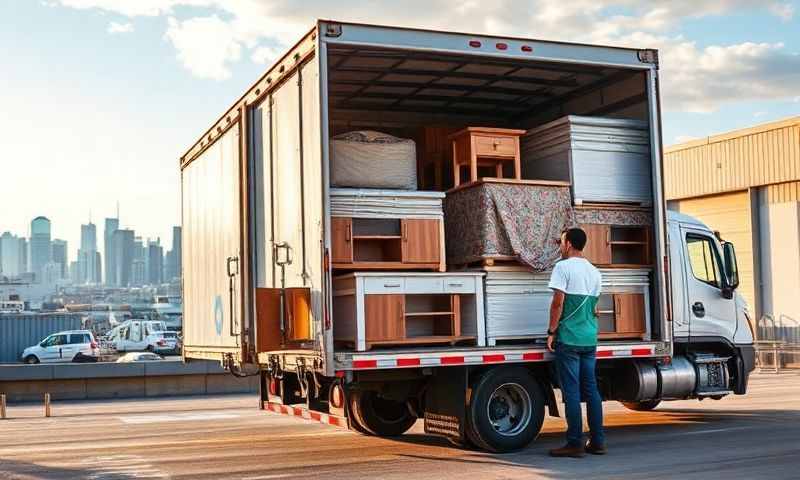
638, 49, 659, 68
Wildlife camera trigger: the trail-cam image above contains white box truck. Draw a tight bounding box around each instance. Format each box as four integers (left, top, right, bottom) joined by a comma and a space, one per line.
180, 20, 755, 452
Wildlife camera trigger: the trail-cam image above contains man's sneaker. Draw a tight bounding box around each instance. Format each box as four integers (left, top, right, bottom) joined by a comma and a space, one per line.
585, 442, 607, 455
549, 444, 586, 458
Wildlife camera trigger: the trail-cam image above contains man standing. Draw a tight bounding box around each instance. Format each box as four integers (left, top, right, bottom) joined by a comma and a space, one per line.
546, 227, 606, 457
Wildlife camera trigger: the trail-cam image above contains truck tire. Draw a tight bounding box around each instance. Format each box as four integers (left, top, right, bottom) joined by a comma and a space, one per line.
348, 390, 416, 437
621, 399, 661, 411
466, 367, 545, 453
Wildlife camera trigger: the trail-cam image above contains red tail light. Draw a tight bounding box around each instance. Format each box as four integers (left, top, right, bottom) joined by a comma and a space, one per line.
90, 341, 98, 349
157, 339, 166, 346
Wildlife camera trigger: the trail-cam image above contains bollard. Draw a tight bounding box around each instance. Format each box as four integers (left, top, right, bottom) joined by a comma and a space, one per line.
1, 394, 6, 419
44, 393, 51, 417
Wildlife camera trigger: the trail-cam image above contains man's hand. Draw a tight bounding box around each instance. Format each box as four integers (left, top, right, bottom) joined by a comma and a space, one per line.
547, 334, 555, 352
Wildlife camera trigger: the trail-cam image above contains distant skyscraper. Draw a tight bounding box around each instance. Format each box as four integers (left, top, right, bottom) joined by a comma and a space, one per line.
19, 237, 28, 275
0, 232, 22, 277
51, 239, 68, 279
30, 216, 52, 282
146, 239, 164, 285
112, 229, 135, 287
78, 222, 100, 284
165, 226, 182, 281
104, 217, 119, 285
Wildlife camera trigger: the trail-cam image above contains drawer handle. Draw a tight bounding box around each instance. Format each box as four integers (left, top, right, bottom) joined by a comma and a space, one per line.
447, 282, 464, 287
383, 283, 402, 288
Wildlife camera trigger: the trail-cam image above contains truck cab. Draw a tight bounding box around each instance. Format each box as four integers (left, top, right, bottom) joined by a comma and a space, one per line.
666, 211, 755, 394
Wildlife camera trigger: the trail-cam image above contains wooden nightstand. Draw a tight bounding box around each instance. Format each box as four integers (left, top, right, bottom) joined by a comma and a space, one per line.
449, 127, 526, 187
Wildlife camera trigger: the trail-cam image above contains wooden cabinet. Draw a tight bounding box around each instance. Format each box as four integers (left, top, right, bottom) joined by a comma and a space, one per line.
331, 217, 352, 263
402, 219, 440, 264
364, 294, 405, 342
333, 272, 485, 350
449, 127, 526, 187
255, 287, 313, 351
581, 224, 612, 265
332, 217, 443, 271
598, 292, 647, 339
580, 224, 651, 267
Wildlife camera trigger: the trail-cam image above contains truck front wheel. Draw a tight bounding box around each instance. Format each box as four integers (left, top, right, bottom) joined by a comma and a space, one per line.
466, 367, 545, 453
349, 390, 416, 437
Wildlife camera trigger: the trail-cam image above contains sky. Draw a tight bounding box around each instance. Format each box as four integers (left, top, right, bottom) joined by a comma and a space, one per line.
1, 0, 799, 264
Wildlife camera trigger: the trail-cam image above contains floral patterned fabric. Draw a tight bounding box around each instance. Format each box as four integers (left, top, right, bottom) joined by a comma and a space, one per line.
444, 183, 577, 271
575, 207, 653, 226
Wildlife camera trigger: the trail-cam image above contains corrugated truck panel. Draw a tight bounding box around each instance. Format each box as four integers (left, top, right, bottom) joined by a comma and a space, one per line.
182, 126, 243, 354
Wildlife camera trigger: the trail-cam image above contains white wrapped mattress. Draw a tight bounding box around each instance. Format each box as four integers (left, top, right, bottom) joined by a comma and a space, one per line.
330, 131, 417, 190
330, 188, 444, 219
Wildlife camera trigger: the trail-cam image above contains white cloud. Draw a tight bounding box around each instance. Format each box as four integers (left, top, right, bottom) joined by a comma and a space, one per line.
107, 21, 134, 34
164, 15, 242, 80
54, 0, 800, 112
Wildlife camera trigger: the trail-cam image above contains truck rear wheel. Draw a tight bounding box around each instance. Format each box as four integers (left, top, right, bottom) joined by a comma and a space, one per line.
466, 367, 545, 453
349, 390, 416, 437
621, 399, 661, 411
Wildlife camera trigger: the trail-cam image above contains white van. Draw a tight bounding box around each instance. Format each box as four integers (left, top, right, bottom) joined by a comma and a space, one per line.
107, 320, 179, 354
22, 330, 98, 364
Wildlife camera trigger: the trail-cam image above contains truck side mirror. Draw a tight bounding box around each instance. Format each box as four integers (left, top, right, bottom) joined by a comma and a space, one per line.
722, 242, 739, 290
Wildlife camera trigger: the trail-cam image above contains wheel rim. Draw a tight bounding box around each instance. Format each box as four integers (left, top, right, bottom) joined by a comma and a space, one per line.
487, 383, 532, 437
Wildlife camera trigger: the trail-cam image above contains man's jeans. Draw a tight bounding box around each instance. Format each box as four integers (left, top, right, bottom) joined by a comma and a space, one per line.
554, 342, 605, 447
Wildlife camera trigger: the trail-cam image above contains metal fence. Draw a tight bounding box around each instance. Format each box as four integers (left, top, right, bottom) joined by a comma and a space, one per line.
0, 313, 83, 363
755, 314, 800, 372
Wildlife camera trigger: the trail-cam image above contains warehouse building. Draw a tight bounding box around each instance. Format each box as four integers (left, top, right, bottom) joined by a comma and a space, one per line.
664, 116, 800, 330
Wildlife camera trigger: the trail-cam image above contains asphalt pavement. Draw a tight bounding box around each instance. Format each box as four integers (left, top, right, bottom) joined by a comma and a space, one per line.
1, 371, 799, 479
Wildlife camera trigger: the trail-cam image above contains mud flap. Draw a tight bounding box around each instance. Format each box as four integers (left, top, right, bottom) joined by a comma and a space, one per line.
423, 366, 467, 442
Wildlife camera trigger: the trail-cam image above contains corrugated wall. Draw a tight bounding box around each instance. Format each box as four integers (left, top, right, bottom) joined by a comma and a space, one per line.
763, 181, 800, 204
665, 117, 800, 200
0, 314, 83, 363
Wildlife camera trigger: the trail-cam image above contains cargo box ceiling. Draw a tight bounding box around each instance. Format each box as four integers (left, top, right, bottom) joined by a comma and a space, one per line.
327, 46, 648, 127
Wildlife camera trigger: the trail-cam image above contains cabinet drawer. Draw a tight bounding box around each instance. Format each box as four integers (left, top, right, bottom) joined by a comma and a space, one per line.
442, 276, 476, 293
475, 135, 516, 157
404, 277, 444, 294
364, 277, 405, 293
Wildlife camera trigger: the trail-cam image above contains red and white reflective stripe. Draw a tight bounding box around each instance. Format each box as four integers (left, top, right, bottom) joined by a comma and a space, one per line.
263, 402, 348, 428
346, 345, 655, 370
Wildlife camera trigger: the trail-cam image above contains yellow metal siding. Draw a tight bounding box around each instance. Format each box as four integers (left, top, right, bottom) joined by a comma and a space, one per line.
764, 181, 800, 204
665, 118, 800, 200
675, 192, 756, 310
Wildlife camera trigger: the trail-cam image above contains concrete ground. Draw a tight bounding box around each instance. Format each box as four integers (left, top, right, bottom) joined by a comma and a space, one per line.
1, 371, 798, 480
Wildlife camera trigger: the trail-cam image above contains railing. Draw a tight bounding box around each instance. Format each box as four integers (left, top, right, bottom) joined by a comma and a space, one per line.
755, 314, 800, 372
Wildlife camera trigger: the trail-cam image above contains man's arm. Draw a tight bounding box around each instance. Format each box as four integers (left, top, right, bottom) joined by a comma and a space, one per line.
547, 290, 565, 351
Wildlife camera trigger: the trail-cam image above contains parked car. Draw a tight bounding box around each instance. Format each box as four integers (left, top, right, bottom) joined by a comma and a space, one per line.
21, 330, 98, 364
116, 352, 164, 363
106, 320, 179, 354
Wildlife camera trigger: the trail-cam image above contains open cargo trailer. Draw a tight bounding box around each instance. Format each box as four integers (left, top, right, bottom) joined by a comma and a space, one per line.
181, 20, 753, 452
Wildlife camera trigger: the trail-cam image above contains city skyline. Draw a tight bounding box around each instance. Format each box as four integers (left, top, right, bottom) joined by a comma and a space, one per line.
0, 212, 179, 274
0, 214, 180, 285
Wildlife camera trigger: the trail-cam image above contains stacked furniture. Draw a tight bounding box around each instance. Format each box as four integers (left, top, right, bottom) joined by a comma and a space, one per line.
521, 116, 651, 205
330, 188, 446, 272
483, 268, 651, 346
330, 133, 485, 351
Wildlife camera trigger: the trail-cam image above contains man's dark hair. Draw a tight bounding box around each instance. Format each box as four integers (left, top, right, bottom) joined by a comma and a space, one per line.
564, 227, 587, 251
